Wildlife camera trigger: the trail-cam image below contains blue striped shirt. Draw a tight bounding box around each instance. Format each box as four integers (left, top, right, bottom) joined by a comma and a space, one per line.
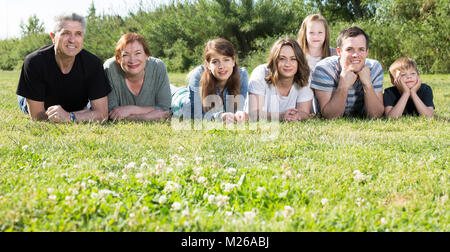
311, 56, 384, 115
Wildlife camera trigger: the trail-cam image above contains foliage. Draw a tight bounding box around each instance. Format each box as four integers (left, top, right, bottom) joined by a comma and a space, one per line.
20, 15, 45, 37
0, 0, 448, 73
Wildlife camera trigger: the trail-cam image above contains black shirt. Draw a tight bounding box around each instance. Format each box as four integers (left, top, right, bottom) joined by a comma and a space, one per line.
16, 45, 111, 112
383, 84, 434, 116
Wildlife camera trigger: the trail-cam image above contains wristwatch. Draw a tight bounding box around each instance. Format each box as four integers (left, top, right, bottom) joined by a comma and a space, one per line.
70, 112, 77, 122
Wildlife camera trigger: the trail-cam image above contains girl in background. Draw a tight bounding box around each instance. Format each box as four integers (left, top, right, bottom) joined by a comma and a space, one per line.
298, 14, 337, 114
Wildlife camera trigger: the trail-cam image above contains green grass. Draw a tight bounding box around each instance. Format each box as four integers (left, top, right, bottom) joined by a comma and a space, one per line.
0, 71, 448, 232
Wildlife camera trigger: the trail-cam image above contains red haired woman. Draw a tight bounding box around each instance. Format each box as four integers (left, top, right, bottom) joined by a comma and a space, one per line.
104, 33, 171, 121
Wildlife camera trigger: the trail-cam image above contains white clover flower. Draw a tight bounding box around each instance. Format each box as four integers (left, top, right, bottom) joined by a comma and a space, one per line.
356, 198, 365, 207
88, 180, 96, 185
283, 206, 294, 218
193, 167, 203, 175
278, 191, 288, 198
164, 181, 181, 193
190, 175, 198, 182
216, 195, 230, 208
197, 176, 207, 185
208, 195, 216, 204
48, 195, 57, 201
222, 183, 237, 193
140, 162, 149, 170
156, 159, 165, 169
135, 173, 144, 179
108, 172, 118, 179
142, 206, 149, 212
22, 145, 29, 151
69, 188, 79, 195
225, 211, 233, 217
158, 195, 167, 204
296, 173, 304, 179
225, 168, 237, 175
283, 170, 293, 180
171, 202, 182, 211
244, 210, 256, 223
195, 157, 203, 165
47, 188, 55, 194
98, 189, 118, 198
353, 170, 366, 182
440, 195, 448, 204
125, 162, 136, 170
321, 198, 329, 206
256, 187, 266, 194
181, 209, 190, 218
380, 217, 387, 225
65, 196, 74, 201
166, 167, 174, 174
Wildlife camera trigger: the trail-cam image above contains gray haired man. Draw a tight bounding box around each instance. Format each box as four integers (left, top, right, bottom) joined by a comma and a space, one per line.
17, 13, 111, 122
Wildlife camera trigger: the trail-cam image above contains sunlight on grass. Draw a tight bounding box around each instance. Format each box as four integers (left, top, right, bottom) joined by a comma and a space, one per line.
0, 72, 448, 231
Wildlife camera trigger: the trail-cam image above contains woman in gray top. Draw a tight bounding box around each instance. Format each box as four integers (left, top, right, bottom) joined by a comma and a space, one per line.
104, 33, 171, 121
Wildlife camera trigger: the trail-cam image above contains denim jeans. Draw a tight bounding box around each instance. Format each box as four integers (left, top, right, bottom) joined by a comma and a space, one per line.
18, 96, 29, 114
17, 97, 92, 115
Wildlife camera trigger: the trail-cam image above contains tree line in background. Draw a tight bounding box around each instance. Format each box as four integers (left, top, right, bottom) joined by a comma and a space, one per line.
0, 0, 448, 74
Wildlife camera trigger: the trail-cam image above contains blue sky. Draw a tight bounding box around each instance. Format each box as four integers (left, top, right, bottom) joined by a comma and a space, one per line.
0, 0, 169, 39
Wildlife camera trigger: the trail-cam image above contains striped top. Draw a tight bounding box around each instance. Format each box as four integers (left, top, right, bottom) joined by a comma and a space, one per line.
310, 56, 384, 115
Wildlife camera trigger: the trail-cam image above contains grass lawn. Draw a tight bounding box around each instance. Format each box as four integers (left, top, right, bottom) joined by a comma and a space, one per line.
0, 71, 448, 232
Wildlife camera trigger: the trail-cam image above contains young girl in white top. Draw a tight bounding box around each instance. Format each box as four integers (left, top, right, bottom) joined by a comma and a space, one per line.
298, 14, 337, 114
247, 38, 313, 122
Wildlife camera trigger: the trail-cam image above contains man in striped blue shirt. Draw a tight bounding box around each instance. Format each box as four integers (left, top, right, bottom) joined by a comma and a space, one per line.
311, 26, 384, 119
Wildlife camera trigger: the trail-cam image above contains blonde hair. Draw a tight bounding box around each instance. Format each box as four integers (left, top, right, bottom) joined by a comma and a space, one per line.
265, 38, 310, 88
389, 57, 419, 84
298, 14, 331, 58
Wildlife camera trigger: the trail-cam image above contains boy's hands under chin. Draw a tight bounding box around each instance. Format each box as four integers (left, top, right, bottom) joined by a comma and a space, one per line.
394, 72, 410, 96
410, 76, 422, 94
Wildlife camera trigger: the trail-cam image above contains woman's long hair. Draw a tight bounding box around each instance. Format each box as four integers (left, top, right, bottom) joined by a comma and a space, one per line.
265, 38, 310, 88
201, 38, 240, 112
297, 14, 331, 59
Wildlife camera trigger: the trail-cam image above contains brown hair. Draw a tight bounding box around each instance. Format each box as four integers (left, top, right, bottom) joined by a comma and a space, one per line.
389, 57, 419, 84
336, 26, 370, 49
115, 33, 151, 64
265, 38, 310, 88
298, 14, 331, 58
201, 38, 240, 112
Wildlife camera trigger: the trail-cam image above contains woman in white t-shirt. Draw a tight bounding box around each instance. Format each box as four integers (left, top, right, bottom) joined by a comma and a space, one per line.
247, 38, 313, 121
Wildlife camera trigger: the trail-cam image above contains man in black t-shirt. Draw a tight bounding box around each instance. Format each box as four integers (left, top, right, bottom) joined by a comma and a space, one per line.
16, 13, 111, 123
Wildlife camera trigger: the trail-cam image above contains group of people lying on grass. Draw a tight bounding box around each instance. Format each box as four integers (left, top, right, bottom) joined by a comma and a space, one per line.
16, 13, 435, 123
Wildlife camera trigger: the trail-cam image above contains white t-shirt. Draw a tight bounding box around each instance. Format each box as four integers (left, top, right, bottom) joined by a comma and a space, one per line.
247, 64, 313, 113
306, 54, 323, 73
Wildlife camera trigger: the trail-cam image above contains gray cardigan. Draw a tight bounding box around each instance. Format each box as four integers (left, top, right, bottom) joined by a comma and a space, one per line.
104, 57, 171, 112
